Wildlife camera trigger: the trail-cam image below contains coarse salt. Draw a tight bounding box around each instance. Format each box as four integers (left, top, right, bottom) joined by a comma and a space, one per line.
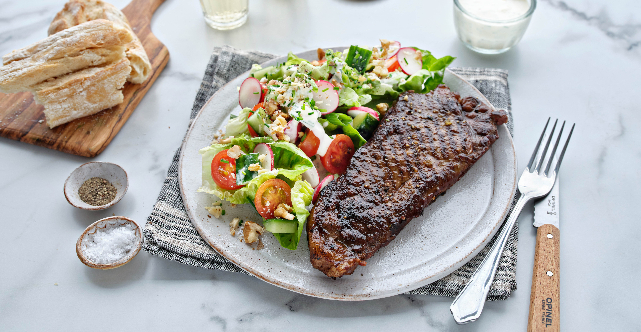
82, 223, 137, 264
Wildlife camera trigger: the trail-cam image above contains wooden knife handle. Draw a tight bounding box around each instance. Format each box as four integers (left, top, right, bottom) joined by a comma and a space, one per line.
528, 224, 560, 332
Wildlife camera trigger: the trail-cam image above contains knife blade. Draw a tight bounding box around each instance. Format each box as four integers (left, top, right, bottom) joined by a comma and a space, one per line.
534, 176, 559, 228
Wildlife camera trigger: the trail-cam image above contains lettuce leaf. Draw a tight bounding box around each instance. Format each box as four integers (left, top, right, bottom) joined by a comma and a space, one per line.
324, 113, 353, 127
338, 87, 361, 107
231, 135, 273, 153
398, 69, 432, 93
225, 107, 251, 137
342, 124, 367, 149
271, 142, 314, 180
272, 180, 313, 250
285, 52, 306, 66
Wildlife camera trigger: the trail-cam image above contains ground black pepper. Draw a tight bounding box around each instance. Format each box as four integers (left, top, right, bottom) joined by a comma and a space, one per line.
78, 177, 117, 206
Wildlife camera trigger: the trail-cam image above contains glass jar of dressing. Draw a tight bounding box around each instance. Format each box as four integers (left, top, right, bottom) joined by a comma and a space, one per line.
454, 0, 536, 54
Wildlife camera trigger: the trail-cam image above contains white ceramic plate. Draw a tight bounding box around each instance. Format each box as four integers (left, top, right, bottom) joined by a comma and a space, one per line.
179, 48, 517, 301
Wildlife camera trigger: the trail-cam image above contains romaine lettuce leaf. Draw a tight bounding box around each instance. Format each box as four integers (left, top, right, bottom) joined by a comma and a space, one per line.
285, 52, 305, 66
342, 124, 367, 149
361, 80, 400, 99
272, 180, 313, 250
225, 107, 251, 137
271, 142, 314, 180
231, 135, 273, 153
398, 69, 432, 93
324, 113, 353, 127
338, 87, 361, 107
198, 143, 232, 198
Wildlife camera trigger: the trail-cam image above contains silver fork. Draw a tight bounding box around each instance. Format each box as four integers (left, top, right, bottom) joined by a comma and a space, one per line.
450, 118, 575, 324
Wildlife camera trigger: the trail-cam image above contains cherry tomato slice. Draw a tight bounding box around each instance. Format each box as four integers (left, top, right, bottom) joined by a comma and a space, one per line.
321, 134, 355, 174
259, 84, 268, 103
252, 102, 264, 113
254, 179, 292, 219
211, 150, 243, 190
246, 102, 264, 138
299, 130, 320, 157
385, 56, 400, 72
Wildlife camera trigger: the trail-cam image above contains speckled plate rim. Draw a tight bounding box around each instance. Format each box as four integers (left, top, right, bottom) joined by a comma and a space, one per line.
179, 48, 517, 301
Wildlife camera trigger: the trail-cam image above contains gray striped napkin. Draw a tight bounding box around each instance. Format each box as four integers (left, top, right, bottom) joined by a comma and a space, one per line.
142, 46, 518, 301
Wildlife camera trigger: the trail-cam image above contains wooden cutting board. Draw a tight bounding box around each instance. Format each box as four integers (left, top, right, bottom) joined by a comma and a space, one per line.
0, 0, 169, 157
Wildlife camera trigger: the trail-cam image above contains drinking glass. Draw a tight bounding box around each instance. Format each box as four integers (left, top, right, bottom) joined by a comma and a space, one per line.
199, 0, 248, 30
453, 0, 536, 54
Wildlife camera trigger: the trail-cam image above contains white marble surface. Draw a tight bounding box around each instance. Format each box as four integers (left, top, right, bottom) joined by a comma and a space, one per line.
1, 0, 640, 330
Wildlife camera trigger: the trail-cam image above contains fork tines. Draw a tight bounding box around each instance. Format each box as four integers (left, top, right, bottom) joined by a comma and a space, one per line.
527, 118, 575, 177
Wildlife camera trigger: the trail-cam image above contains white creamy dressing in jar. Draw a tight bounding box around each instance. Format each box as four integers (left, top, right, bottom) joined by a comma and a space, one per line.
454, 0, 534, 53
289, 102, 333, 157
459, 0, 529, 20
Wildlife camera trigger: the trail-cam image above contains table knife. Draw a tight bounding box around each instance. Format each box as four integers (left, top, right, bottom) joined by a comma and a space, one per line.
528, 176, 560, 332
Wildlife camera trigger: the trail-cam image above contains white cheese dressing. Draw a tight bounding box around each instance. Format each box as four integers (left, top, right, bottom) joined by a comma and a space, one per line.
459, 0, 529, 21
289, 102, 333, 157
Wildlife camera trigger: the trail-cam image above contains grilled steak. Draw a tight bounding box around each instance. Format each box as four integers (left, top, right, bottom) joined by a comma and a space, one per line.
307, 85, 508, 278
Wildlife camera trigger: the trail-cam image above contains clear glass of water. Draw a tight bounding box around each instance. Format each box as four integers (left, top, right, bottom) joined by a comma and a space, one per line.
199, 0, 248, 30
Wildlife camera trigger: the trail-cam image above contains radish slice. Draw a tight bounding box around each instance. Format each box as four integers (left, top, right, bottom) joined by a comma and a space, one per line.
384, 41, 401, 59
239, 77, 263, 109
313, 175, 334, 203
347, 106, 379, 121
253, 143, 274, 171
284, 120, 302, 144
396, 47, 423, 76
302, 166, 320, 188
313, 80, 339, 115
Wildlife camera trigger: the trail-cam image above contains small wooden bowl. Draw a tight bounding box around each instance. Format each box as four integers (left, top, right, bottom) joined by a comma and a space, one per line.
64, 162, 128, 210
76, 216, 143, 270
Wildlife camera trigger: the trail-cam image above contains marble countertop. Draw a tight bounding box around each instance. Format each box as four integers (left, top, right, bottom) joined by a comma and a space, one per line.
1, 0, 640, 330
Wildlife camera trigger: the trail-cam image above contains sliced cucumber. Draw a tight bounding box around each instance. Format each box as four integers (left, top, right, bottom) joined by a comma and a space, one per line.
345, 45, 373, 73
352, 112, 379, 140
264, 219, 298, 234
247, 107, 271, 135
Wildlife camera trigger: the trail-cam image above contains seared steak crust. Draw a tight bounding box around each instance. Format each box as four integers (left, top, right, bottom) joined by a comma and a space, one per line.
307, 85, 508, 278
